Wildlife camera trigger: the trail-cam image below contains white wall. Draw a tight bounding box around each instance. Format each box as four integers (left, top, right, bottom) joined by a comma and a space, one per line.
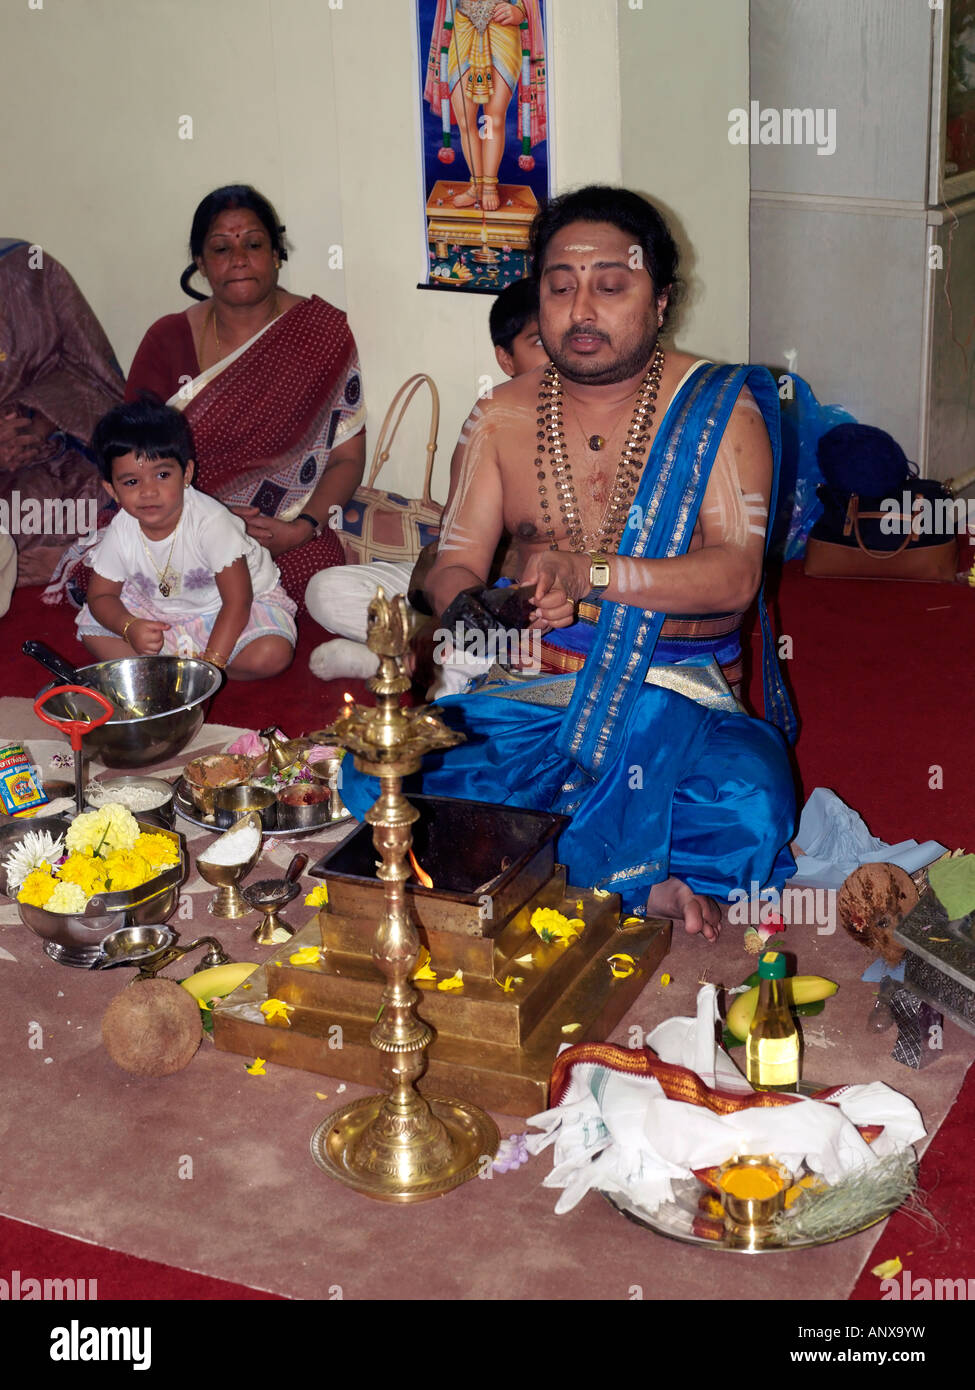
0, 0, 345, 369
619, 0, 751, 364
2, 0, 752, 496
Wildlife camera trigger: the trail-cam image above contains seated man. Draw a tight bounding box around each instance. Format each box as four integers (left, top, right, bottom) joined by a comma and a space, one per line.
304, 276, 548, 691
340, 186, 797, 940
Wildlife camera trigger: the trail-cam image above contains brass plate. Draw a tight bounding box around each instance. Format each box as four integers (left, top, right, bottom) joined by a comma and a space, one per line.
310, 1095, 500, 1203
173, 776, 351, 839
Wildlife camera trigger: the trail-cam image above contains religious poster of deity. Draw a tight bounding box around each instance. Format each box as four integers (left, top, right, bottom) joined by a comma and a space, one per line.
416, 0, 550, 293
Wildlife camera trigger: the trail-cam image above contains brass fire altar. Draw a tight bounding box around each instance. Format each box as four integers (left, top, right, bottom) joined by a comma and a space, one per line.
212, 597, 671, 1120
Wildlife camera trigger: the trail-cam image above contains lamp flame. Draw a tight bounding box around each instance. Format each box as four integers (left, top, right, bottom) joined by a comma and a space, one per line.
409, 849, 433, 889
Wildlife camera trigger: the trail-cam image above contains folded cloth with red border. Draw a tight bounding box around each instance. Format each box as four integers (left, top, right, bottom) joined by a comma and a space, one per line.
525, 986, 924, 1215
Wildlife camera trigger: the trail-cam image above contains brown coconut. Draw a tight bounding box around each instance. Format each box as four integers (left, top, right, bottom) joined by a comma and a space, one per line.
837, 863, 919, 966
101, 978, 202, 1076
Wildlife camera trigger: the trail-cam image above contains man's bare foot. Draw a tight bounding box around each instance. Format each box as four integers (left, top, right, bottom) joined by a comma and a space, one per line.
452, 183, 479, 208
646, 876, 722, 943
481, 183, 500, 211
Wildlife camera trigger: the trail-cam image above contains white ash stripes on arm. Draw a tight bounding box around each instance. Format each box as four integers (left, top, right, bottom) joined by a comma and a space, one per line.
698, 386, 771, 548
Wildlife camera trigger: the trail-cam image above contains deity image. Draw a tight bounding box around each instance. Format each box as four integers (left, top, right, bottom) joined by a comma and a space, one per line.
419, 0, 549, 291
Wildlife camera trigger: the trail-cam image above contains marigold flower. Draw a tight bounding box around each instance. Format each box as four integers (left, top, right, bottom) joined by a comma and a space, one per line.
412, 946, 438, 981
18, 866, 57, 907
608, 952, 635, 980
289, 946, 321, 966
102, 849, 153, 893
304, 884, 329, 907
246, 1057, 267, 1075
260, 998, 294, 1024
57, 852, 108, 897
530, 907, 583, 947
133, 832, 179, 870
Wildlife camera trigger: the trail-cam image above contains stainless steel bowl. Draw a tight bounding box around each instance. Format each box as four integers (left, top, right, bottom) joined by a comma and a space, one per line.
85, 775, 176, 827
2, 818, 187, 967
275, 784, 331, 831
37, 657, 221, 769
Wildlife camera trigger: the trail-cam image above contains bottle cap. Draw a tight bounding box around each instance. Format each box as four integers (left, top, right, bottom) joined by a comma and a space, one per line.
758, 950, 786, 980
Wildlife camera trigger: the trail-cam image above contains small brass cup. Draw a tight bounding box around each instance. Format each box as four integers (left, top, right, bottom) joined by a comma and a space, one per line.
718, 1154, 791, 1250
196, 813, 263, 918
213, 784, 277, 830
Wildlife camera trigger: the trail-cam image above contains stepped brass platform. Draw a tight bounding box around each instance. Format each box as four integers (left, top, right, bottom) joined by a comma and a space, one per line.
213, 797, 671, 1115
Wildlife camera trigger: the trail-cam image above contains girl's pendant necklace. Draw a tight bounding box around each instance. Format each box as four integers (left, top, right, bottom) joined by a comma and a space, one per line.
140, 516, 182, 597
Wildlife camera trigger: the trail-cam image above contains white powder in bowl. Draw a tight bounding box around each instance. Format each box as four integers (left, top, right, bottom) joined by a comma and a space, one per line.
199, 822, 261, 866
86, 781, 170, 812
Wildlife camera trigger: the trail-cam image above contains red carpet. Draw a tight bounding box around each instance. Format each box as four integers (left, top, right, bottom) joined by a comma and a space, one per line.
2, 585, 372, 733
0, 1214, 284, 1300
2, 561, 974, 1299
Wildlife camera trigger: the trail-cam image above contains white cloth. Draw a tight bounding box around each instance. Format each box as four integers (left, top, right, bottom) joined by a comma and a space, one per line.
525, 985, 925, 1215
85, 486, 280, 615
304, 560, 492, 698
305, 560, 415, 641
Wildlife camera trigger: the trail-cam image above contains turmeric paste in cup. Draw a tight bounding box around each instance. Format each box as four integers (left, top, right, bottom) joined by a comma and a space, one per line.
717, 1154, 792, 1247
719, 1162, 785, 1201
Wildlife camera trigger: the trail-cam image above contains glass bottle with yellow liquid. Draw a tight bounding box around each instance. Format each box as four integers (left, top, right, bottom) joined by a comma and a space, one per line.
746, 950, 800, 1092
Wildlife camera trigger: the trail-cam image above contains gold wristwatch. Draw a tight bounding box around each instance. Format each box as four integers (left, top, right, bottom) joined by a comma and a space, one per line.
588, 552, 611, 592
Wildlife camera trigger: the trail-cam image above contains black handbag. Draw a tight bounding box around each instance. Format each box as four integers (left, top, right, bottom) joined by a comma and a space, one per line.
804, 425, 959, 582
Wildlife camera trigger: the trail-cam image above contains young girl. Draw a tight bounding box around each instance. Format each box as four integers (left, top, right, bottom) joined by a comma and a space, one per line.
76, 398, 296, 679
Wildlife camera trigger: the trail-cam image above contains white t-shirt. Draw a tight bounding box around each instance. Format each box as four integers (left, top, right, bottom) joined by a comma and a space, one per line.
89, 487, 280, 617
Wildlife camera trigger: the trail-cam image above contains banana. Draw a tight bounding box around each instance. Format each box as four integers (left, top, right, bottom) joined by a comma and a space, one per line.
726, 974, 838, 1043
181, 962, 259, 1005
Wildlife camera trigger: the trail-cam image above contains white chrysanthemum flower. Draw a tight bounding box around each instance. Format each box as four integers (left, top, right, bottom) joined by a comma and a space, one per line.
3, 829, 66, 892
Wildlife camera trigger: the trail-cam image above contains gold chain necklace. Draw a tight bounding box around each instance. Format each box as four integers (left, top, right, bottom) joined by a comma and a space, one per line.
535, 350, 665, 554
206, 291, 280, 350
140, 515, 182, 597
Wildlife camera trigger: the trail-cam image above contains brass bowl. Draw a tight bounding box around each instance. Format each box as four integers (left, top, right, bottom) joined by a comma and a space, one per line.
184, 754, 255, 820
213, 784, 277, 830
718, 1154, 792, 1250
196, 812, 263, 918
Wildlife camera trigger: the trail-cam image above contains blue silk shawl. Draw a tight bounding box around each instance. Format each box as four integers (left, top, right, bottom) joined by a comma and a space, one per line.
339, 364, 798, 912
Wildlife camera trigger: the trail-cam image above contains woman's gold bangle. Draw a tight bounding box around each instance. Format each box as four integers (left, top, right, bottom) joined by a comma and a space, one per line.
121, 618, 135, 643
201, 649, 226, 670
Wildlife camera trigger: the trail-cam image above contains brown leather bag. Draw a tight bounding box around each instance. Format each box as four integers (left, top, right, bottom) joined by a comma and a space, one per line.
804, 495, 959, 582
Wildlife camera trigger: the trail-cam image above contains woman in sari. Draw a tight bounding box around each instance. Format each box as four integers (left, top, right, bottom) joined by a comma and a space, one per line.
46, 186, 365, 611
1, 239, 123, 587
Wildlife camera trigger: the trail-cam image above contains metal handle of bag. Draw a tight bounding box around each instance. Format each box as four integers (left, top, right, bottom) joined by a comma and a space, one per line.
846, 496, 915, 560
365, 373, 441, 508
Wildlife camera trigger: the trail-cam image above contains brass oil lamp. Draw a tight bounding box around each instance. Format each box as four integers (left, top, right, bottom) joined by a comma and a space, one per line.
309, 590, 499, 1201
